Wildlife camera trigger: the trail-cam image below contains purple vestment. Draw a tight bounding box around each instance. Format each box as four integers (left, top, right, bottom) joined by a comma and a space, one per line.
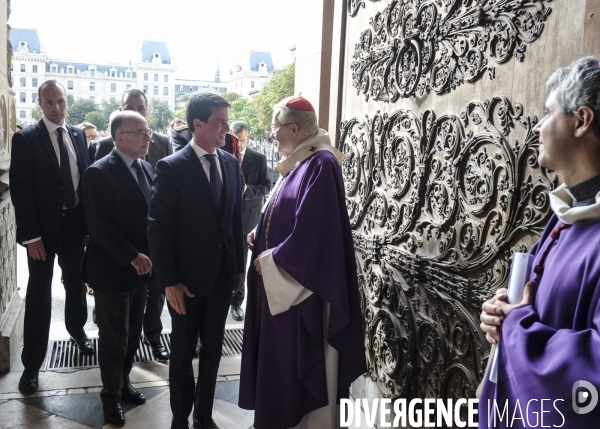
239, 150, 367, 429
479, 214, 600, 428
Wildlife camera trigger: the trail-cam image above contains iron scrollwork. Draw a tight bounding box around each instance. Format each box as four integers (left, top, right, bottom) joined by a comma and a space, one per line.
341, 98, 556, 400
351, 0, 553, 101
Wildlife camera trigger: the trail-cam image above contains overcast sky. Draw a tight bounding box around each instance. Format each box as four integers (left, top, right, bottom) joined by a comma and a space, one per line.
9, 0, 297, 80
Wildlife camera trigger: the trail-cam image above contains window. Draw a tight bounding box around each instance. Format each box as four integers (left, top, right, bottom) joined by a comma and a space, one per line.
163, 87, 168, 96
250, 81, 255, 89
20, 110, 26, 118
153, 86, 158, 95
143, 85, 148, 94
144, 73, 148, 81
67, 80, 73, 90
32, 78, 38, 87
111, 71, 116, 77
90, 82, 95, 91
90, 70, 95, 77
20, 77, 26, 87
32, 65, 38, 73
126, 84, 131, 90
51, 65, 57, 73
126, 71, 132, 78
179, 85, 183, 91
67, 66, 73, 74
164, 75, 168, 82
111, 83, 116, 92
90, 96, 95, 101
32, 93, 37, 103
154, 74, 158, 82
20, 64, 25, 72
20, 92, 26, 102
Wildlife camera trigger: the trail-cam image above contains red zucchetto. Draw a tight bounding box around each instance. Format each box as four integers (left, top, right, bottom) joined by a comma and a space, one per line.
277, 95, 315, 112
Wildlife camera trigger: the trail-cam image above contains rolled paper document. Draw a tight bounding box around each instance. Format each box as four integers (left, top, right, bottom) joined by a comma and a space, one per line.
489, 252, 534, 383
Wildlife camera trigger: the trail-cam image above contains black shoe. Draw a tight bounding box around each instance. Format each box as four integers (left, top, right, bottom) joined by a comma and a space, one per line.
18, 369, 39, 394
193, 416, 219, 429
121, 384, 146, 405
150, 342, 169, 361
172, 417, 190, 428
103, 403, 125, 427
194, 338, 201, 358
230, 305, 245, 321
71, 335, 95, 354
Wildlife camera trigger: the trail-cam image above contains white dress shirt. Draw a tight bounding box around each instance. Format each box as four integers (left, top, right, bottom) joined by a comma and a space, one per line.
190, 138, 223, 183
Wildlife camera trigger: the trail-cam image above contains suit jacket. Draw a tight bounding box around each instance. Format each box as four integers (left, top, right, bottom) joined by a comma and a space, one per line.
241, 147, 271, 235
9, 119, 89, 247
147, 144, 244, 296
82, 149, 153, 292
91, 132, 172, 168
170, 126, 192, 152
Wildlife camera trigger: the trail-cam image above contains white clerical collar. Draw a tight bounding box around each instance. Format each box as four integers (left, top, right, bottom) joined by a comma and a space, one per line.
191, 139, 219, 159
550, 183, 600, 224
276, 129, 344, 176
42, 116, 68, 135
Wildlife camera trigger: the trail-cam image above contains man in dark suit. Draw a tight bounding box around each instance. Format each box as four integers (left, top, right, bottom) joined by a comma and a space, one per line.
148, 91, 244, 429
91, 88, 172, 361
83, 111, 154, 427
229, 121, 271, 321
10, 80, 93, 394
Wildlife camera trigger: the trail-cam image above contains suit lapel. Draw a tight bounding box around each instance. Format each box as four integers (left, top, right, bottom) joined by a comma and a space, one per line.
217, 148, 230, 211
109, 150, 147, 208
37, 120, 61, 177
183, 145, 221, 216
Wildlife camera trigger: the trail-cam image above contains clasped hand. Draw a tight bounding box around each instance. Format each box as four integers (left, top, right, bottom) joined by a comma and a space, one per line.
479, 281, 537, 345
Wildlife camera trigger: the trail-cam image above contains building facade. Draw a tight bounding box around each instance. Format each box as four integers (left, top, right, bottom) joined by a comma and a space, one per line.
173, 78, 227, 110
10, 28, 176, 123
226, 51, 273, 99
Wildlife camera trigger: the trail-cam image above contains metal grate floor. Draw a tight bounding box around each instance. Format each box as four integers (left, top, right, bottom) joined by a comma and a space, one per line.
43, 328, 244, 370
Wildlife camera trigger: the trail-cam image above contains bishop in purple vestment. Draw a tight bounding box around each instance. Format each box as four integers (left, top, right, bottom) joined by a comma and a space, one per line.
239, 96, 367, 429
479, 57, 600, 428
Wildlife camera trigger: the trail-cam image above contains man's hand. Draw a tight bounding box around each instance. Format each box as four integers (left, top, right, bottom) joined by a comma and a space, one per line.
480, 282, 537, 345
247, 230, 255, 250
166, 283, 195, 315
254, 258, 262, 276
27, 240, 46, 261
131, 253, 152, 275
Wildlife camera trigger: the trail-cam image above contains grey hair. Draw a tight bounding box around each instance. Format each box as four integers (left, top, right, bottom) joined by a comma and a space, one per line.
230, 121, 248, 134
273, 106, 318, 135
546, 56, 600, 135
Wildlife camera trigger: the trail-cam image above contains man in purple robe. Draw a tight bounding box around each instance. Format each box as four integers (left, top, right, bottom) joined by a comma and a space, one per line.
239, 95, 367, 429
479, 56, 600, 428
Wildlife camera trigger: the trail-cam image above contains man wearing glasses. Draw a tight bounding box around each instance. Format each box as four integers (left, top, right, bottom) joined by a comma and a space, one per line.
92, 88, 173, 362
82, 111, 154, 427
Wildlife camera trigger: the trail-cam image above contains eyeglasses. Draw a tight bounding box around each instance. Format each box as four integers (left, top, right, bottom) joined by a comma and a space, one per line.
118, 130, 153, 138
271, 122, 294, 132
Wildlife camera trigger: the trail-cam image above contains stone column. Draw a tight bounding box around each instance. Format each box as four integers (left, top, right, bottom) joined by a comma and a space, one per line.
0, 0, 24, 374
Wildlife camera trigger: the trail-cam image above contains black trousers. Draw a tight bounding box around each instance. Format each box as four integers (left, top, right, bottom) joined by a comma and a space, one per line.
21, 210, 87, 372
231, 239, 248, 307
94, 282, 148, 405
168, 264, 232, 422
143, 277, 166, 345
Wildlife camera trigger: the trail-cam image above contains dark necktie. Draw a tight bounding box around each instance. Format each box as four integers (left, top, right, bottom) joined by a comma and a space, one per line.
57, 127, 76, 210
132, 161, 151, 209
204, 154, 223, 208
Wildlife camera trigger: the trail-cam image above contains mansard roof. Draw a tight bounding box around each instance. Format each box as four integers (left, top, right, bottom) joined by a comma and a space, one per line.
10, 28, 41, 53
46, 60, 134, 76
248, 51, 273, 72
140, 41, 171, 64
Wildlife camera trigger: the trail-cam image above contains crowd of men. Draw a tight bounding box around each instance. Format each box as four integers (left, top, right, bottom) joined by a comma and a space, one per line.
9, 80, 366, 429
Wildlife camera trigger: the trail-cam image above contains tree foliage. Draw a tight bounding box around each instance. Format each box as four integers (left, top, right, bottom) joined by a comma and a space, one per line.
174, 108, 187, 122
252, 62, 295, 135
147, 99, 173, 132
99, 97, 120, 128
84, 111, 107, 130
68, 97, 98, 126
31, 104, 42, 121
